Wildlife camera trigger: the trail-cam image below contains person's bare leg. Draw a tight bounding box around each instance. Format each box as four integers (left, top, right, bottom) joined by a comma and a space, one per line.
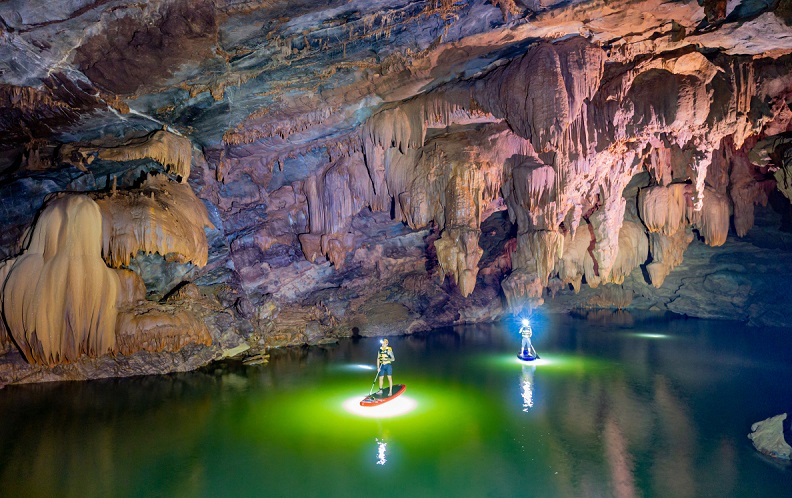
379, 375, 384, 392
387, 375, 393, 395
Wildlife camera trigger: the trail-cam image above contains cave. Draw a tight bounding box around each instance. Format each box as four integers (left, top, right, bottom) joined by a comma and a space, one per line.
1, 0, 791, 495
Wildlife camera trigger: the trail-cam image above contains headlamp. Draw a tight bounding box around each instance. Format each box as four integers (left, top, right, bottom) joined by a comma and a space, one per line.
521, 318, 530, 327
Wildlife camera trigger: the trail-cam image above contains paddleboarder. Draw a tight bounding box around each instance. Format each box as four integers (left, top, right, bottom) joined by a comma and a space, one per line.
519, 318, 539, 360
377, 339, 395, 396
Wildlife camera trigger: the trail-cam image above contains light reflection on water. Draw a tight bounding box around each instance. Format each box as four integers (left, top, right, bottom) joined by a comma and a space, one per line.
0, 312, 791, 497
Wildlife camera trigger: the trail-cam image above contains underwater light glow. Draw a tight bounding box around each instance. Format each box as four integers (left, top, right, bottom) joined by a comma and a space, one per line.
342, 395, 418, 418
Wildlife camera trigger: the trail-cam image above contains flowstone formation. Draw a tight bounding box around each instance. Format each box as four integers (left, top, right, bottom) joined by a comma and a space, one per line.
1, 195, 119, 366
0, 130, 215, 379
1, 0, 792, 382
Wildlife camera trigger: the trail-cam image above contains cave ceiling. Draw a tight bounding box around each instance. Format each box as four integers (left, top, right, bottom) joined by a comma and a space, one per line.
0, 0, 788, 173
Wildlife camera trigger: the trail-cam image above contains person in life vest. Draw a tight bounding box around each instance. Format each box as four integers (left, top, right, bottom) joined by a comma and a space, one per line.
519, 318, 538, 359
377, 338, 396, 396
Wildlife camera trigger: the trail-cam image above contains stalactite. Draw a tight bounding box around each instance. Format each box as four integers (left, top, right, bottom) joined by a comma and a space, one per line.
646, 229, 695, 288
433, 159, 487, 297
556, 224, 591, 293
61, 129, 193, 182
730, 141, 772, 237
435, 227, 483, 297
94, 174, 213, 268
638, 183, 688, 235
645, 144, 674, 187
1, 195, 120, 366
587, 148, 641, 283
687, 186, 730, 246
609, 221, 649, 285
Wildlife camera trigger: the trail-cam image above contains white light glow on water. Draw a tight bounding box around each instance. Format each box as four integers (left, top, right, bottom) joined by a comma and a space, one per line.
341, 396, 418, 418
514, 357, 552, 367
632, 333, 671, 340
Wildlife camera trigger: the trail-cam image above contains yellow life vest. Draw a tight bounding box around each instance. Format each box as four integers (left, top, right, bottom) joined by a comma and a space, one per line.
378, 346, 393, 364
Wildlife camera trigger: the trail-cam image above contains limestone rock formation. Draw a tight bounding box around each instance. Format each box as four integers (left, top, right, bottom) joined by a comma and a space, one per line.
61, 130, 193, 181
1, 195, 120, 366
748, 413, 792, 461
116, 303, 212, 355
94, 173, 213, 268
1, 0, 792, 381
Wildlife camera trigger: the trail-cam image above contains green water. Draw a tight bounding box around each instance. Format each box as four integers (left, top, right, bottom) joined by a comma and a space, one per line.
1, 312, 791, 497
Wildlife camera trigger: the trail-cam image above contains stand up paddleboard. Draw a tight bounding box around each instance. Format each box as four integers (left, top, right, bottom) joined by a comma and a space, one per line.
518, 351, 539, 361
360, 384, 406, 406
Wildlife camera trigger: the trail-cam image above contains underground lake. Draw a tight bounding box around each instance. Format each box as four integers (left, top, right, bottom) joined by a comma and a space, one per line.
0, 311, 790, 497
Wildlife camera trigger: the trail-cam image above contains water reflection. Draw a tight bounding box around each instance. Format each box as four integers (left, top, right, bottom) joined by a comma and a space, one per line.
520, 364, 535, 411
0, 374, 220, 498
376, 438, 388, 465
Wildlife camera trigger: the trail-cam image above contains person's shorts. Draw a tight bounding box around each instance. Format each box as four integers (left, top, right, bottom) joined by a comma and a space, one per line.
379, 363, 392, 376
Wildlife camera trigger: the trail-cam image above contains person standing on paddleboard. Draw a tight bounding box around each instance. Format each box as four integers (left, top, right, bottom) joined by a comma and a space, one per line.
377, 339, 395, 396
519, 319, 538, 359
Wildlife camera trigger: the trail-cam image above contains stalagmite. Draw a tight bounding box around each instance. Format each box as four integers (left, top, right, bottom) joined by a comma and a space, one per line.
95, 174, 213, 268
1, 195, 120, 366
502, 270, 546, 312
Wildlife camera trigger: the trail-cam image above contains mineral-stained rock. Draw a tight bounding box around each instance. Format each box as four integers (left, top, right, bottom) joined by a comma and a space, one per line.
748, 413, 792, 461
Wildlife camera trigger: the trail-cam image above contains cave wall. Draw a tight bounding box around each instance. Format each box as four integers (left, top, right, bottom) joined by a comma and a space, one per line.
0, 0, 791, 382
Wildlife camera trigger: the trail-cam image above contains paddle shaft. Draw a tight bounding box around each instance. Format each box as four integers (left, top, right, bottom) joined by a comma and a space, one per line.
368, 368, 380, 395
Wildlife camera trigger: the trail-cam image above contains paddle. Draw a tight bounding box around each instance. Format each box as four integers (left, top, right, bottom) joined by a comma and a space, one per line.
368, 368, 380, 395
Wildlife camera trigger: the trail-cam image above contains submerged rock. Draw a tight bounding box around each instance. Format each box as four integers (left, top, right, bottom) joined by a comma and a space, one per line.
748, 413, 792, 461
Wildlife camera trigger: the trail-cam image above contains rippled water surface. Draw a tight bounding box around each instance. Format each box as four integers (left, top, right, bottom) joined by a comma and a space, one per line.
1, 312, 791, 497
